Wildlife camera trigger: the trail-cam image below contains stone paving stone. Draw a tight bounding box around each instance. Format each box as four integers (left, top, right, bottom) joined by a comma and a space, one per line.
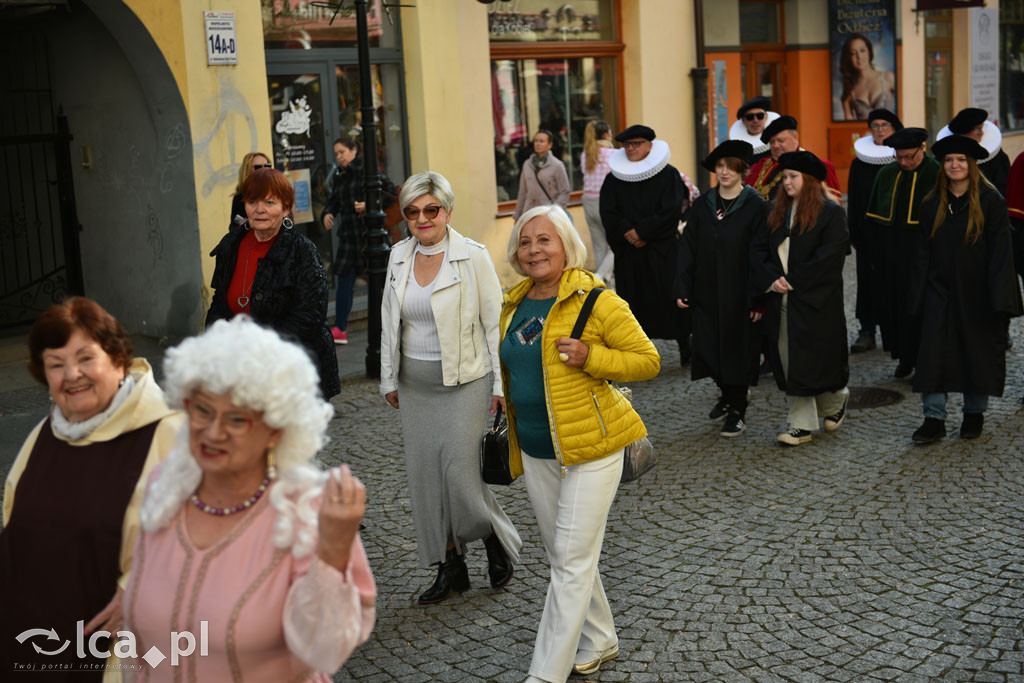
2, 261, 1023, 682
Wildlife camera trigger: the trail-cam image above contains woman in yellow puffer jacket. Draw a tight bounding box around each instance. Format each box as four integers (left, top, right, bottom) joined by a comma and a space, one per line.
500, 205, 660, 683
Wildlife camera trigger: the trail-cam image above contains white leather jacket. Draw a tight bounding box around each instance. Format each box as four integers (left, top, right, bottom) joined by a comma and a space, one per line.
380, 227, 503, 396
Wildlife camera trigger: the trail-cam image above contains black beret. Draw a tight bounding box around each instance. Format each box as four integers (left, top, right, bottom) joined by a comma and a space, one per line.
614, 124, 656, 142
948, 108, 987, 134
702, 140, 754, 172
867, 109, 903, 130
931, 134, 988, 160
736, 96, 771, 120
777, 150, 827, 181
760, 115, 798, 144
882, 127, 928, 150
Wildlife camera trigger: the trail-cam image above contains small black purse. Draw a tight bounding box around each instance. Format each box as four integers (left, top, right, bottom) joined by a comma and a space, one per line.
480, 405, 516, 485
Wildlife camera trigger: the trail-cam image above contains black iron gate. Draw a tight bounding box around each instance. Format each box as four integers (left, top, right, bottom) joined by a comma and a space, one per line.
0, 27, 83, 329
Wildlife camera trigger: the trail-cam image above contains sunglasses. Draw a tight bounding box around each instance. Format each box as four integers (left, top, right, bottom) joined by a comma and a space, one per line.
744, 112, 766, 121
622, 140, 648, 149
403, 204, 443, 221
869, 122, 893, 130
252, 163, 272, 169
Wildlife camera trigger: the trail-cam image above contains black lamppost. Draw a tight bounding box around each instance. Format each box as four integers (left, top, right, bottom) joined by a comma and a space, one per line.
354, 0, 389, 379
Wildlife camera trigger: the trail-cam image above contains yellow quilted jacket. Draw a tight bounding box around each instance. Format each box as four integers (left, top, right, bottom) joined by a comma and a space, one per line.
499, 268, 661, 476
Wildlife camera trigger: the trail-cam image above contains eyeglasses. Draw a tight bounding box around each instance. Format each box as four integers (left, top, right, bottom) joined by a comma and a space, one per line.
622, 140, 648, 149
896, 149, 922, 162
403, 205, 443, 221
252, 163, 272, 170
744, 112, 766, 121
869, 122, 893, 131
185, 399, 257, 436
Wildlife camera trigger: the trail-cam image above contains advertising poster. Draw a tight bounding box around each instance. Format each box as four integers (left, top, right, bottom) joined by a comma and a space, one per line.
712, 60, 729, 148
969, 7, 999, 121
283, 168, 313, 225
828, 0, 898, 122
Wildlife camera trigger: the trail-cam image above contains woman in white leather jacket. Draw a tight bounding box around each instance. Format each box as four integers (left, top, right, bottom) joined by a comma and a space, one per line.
380, 171, 521, 605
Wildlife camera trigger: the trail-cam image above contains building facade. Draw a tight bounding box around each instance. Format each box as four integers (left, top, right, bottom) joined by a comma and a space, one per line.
1, 0, 1020, 337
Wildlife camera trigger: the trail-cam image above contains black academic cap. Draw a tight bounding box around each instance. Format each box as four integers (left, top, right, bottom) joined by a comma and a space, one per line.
777, 150, 827, 181
948, 108, 988, 134
702, 140, 754, 171
737, 96, 771, 120
931, 134, 988, 160
867, 109, 903, 130
760, 115, 798, 144
882, 127, 928, 150
614, 124, 656, 142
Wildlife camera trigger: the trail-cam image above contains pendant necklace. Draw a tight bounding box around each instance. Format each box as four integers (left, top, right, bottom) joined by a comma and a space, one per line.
237, 236, 255, 309
717, 194, 738, 220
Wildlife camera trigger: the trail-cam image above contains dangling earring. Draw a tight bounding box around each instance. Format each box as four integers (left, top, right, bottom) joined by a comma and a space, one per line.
282, 216, 294, 230
266, 445, 278, 480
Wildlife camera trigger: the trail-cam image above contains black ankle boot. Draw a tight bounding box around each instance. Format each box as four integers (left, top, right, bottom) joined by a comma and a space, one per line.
484, 533, 513, 589
418, 548, 470, 605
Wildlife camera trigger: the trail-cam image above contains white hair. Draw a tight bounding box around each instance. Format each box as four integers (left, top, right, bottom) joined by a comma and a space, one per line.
399, 170, 455, 212
140, 317, 334, 558
507, 204, 588, 276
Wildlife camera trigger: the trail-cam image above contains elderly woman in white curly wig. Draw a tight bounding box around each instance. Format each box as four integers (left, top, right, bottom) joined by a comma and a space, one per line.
123, 317, 375, 682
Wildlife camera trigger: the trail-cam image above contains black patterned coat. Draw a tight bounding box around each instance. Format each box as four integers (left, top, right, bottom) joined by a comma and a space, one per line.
207, 227, 341, 399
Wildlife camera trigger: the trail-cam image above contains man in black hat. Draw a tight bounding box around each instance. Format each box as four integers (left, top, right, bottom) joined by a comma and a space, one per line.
600, 124, 691, 364
863, 127, 938, 378
731, 97, 775, 163
744, 116, 841, 202
848, 109, 902, 353
946, 107, 1010, 196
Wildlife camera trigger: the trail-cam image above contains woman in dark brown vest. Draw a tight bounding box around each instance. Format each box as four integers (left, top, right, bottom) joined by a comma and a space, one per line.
1, 297, 183, 681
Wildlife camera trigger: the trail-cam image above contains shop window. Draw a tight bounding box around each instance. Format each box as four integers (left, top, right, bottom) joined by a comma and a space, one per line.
489, 0, 622, 212
1001, 0, 1024, 131
739, 0, 782, 46
261, 0, 397, 49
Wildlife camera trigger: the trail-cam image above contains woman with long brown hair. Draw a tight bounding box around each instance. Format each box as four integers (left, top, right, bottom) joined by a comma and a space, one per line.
909, 135, 1022, 443
752, 151, 850, 446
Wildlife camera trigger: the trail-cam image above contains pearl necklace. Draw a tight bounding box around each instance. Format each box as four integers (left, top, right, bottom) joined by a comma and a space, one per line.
190, 465, 277, 516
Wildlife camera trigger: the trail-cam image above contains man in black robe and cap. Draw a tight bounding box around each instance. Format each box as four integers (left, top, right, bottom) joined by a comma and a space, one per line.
729, 96, 778, 163
864, 127, 939, 378
941, 107, 1011, 196
848, 109, 901, 353
600, 124, 690, 365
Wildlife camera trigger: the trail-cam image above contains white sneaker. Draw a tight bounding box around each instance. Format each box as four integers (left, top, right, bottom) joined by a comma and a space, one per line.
573, 644, 619, 675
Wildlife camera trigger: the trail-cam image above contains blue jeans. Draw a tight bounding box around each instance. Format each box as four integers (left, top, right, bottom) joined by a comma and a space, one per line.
334, 264, 357, 331
922, 392, 988, 420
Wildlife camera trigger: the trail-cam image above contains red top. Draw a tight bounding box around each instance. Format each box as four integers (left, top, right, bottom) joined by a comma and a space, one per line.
227, 230, 277, 315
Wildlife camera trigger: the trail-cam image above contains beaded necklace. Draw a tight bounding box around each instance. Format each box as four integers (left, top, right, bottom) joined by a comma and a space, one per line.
190, 464, 277, 516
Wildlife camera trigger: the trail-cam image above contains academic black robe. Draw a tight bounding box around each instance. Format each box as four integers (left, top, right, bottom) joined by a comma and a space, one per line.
910, 187, 1022, 396
752, 200, 850, 396
674, 186, 766, 386
600, 163, 688, 340
865, 157, 940, 363
979, 149, 1011, 198
847, 158, 886, 325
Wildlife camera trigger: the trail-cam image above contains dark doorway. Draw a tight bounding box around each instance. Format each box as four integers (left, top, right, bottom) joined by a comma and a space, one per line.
0, 27, 83, 329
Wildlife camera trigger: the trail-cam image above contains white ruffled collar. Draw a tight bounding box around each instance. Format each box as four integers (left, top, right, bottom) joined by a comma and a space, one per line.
51, 374, 136, 441
854, 135, 896, 165
936, 120, 1002, 163
728, 112, 780, 157
608, 140, 671, 182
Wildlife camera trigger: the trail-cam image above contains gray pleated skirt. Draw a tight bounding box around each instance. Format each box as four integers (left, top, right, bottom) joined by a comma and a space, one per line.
397, 356, 522, 568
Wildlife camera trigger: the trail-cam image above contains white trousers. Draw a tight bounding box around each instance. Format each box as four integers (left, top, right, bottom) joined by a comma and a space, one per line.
521, 449, 623, 683
582, 195, 614, 281
778, 293, 848, 431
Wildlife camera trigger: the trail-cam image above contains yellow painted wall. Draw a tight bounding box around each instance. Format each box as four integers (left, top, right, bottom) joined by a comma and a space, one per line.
124, 0, 275, 304
620, 0, 697, 181
898, 0, 926, 128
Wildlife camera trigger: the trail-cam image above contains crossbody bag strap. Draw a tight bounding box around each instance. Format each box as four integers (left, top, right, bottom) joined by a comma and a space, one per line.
570, 287, 605, 339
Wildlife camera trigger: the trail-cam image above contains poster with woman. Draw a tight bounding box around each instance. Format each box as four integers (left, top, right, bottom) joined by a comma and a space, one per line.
829, 0, 898, 121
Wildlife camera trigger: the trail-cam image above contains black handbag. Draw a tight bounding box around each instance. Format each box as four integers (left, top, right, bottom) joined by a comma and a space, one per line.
570, 288, 657, 484
480, 405, 516, 485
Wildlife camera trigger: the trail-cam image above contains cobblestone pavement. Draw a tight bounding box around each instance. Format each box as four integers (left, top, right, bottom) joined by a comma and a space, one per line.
2, 262, 1023, 681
